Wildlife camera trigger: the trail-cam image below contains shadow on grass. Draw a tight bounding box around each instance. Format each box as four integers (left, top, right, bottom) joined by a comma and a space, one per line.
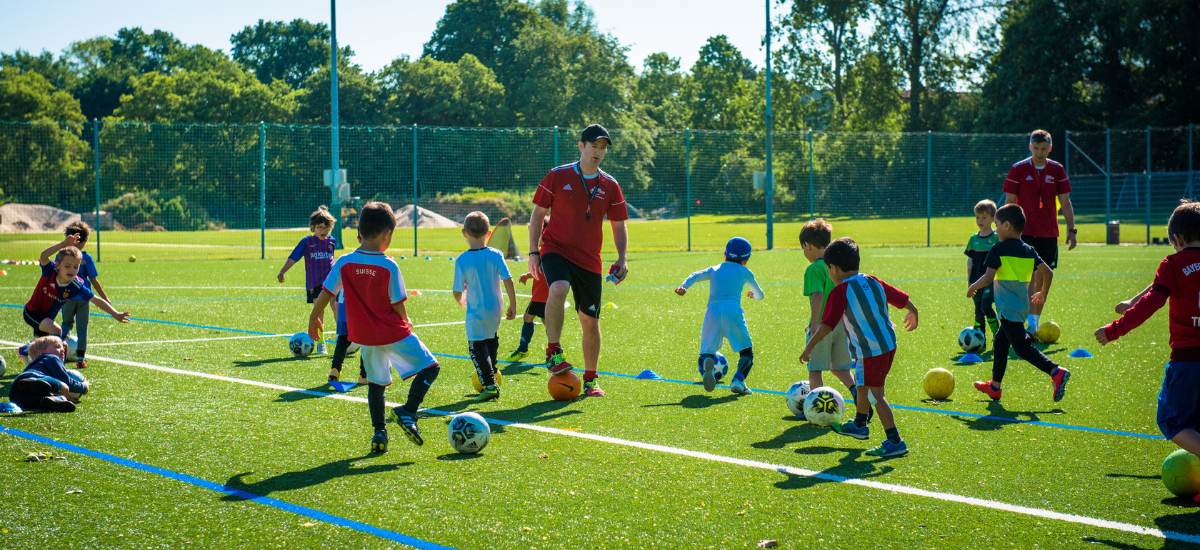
432, 397, 580, 426
436, 452, 485, 461
273, 384, 360, 403
772, 447, 895, 490
642, 394, 740, 410
1155, 509, 1200, 549
751, 421, 828, 450
950, 400, 1064, 432
221, 455, 412, 500
234, 356, 317, 368
1106, 472, 1162, 481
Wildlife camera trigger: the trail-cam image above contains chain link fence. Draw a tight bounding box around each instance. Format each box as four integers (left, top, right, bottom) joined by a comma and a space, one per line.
1, 121, 1195, 261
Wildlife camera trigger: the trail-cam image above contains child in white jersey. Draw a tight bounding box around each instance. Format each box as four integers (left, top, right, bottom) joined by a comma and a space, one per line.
675, 237, 765, 395
453, 211, 518, 402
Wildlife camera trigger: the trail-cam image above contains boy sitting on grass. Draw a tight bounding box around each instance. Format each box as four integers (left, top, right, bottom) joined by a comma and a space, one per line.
968, 204, 1070, 402
800, 219, 859, 413
308, 202, 440, 453
24, 234, 130, 339
453, 212, 518, 402
801, 238, 918, 457
1096, 200, 1200, 500
59, 221, 113, 369
9, 336, 89, 413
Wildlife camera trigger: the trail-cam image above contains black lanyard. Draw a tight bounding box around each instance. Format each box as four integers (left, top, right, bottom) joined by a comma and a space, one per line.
576, 162, 602, 221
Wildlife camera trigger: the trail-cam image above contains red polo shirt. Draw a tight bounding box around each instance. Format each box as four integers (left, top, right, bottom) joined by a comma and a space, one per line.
1003, 157, 1071, 238
533, 163, 629, 274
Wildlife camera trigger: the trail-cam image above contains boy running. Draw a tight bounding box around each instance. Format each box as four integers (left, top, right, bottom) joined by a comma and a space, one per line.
675, 237, 765, 395
968, 204, 1071, 402
25, 234, 130, 339
59, 221, 112, 368
801, 238, 919, 457
800, 219, 857, 406
453, 212, 518, 402
308, 202, 440, 453
1096, 201, 1200, 501
281, 205, 338, 355
965, 200, 1000, 345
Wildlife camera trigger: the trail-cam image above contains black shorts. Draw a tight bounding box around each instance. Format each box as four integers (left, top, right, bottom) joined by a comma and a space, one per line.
23, 307, 51, 337
539, 253, 602, 319
1021, 235, 1058, 269
307, 286, 324, 304
525, 300, 547, 319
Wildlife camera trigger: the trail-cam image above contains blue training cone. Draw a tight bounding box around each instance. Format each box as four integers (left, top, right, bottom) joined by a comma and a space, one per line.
1069, 349, 1094, 358
329, 381, 355, 392
635, 369, 664, 381
959, 353, 983, 363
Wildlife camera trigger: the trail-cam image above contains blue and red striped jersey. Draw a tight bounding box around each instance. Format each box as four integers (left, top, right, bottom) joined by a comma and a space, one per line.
289, 235, 337, 290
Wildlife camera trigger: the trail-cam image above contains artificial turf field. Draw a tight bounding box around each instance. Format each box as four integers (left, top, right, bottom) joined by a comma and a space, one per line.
1, 242, 1198, 549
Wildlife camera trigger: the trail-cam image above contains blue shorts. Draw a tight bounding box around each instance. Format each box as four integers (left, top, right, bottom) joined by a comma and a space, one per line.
336, 300, 348, 336
1158, 361, 1200, 439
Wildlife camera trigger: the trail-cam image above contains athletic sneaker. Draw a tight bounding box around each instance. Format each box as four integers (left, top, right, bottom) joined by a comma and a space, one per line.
17, 378, 53, 397
1051, 368, 1071, 402
387, 407, 424, 446
328, 368, 341, 382
702, 356, 716, 392
831, 420, 870, 440
370, 428, 388, 454
973, 380, 1002, 400
1025, 326, 1040, 343
475, 385, 500, 402
357, 376, 369, 385
546, 348, 572, 375
865, 439, 909, 457
39, 395, 76, 413
317, 342, 328, 355
583, 379, 606, 397
504, 349, 529, 364
75, 359, 87, 369
730, 378, 753, 395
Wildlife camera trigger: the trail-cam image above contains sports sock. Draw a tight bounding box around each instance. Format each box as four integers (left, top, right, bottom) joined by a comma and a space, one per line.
1050, 366, 1060, 377
854, 412, 869, 428
470, 340, 495, 386
1027, 314, 1040, 329
735, 347, 754, 380
547, 342, 561, 356
519, 322, 535, 351
403, 364, 440, 414
986, 317, 1000, 336
368, 384, 386, 429
583, 370, 598, 382
885, 427, 901, 443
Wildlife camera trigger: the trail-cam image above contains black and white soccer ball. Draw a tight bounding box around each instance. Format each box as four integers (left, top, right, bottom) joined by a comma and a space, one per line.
803, 386, 846, 428
66, 368, 88, 401
65, 335, 79, 362
448, 412, 490, 454
696, 352, 730, 382
958, 327, 986, 353
289, 332, 315, 357
785, 380, 811, 417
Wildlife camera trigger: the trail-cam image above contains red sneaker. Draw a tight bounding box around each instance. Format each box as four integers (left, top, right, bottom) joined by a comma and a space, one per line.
973, 380, 1002, 400
546, 348, 572, 375
1051, 368, 1071, 402
75, 359, 87, 369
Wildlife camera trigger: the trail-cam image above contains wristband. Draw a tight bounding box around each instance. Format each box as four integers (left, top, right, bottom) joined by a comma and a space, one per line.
529, 251, 540, 256
1068, 228, 1077, 235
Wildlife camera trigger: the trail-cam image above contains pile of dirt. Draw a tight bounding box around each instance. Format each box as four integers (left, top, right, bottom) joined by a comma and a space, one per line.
0, 204, 81, 233
393, 205, 461, 228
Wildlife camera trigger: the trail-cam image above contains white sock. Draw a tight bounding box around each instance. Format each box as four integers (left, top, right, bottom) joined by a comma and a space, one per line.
1027, 314, 1040, 328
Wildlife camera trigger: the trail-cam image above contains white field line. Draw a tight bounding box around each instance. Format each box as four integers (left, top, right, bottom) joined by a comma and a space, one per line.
5, 340, 1190, 545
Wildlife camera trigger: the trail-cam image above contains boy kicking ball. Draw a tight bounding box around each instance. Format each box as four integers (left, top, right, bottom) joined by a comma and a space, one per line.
1096, 201, 1200, 500
676, 237, 765, 395
24, 234, 130, 339
282, 205, 338, 355
308, 202, 440, 453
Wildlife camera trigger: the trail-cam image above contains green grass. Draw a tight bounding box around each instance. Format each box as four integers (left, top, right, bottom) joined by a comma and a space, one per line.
0, 244, 1196, 548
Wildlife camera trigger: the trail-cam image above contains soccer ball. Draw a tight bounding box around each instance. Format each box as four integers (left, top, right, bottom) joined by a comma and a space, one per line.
785, 380, 811, 417
958, 327, 986, 353
1037, 322, 1061, 344
448, 412, 490, 454
66, 368, 89, 401
923, 368, 956, 400
470, 368, 505, 392
697, 352, 730, 382
548, 371, 581, 401
65, 334, 79, 362
346, 342, 360, 355
289, 332, 315, 357
1163, 449, 1200, 497
803, 386, 846, 428
0, 355, 6, 378
129, 255, 137, 263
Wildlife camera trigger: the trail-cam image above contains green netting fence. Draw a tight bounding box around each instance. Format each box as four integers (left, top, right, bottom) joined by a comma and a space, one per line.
0, 121, 1195, 261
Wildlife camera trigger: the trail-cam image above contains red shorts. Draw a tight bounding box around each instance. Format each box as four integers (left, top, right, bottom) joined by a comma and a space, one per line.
858, 349, 896, 387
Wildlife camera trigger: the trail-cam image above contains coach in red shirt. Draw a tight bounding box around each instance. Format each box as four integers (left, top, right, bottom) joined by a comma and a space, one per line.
528, 124, 630, 398
1003, 129, 1077, 337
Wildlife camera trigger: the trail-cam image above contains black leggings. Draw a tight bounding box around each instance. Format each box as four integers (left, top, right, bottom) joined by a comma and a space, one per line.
992, 319, 1058, 383
469, 336, 500, 386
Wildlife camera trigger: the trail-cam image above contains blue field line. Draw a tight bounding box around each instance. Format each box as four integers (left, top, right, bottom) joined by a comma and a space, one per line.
1, 302, 1166, 441
0, 425, 455, 550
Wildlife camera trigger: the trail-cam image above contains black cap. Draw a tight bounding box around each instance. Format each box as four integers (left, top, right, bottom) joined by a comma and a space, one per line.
580, 124, 612, 145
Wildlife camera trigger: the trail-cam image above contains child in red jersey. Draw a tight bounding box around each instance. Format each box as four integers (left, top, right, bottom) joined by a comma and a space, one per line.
23, 234, 130, 339
1097, 201, 1200, 501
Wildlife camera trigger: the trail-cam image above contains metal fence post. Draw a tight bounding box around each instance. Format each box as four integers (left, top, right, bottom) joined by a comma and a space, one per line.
1064, 129, 1070, 180
413, 124, 419, 256
93, 118, 100, 262
1146, 125, 1151, 244
260, 122, 266, 260
1105, 128, 1111, 225
807, 130, 814, 219
553, 126, 559, 168
685, 128, 691, 251
927, 130, 932, 247
1190, 123, 1195, 198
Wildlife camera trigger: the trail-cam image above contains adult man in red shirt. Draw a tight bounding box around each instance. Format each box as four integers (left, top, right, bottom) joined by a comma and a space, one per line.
1003, 129, 1077, 338
528, 124, 630, 397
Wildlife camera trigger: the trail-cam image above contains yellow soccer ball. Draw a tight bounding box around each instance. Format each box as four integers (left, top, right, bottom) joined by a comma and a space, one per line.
1037, 321, 1061, 344
128, 255, 137, 263
923, 368, 956, 400
470, 369, 504, 392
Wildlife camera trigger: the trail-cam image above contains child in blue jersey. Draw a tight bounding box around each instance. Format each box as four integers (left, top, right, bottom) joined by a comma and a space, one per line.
453, 212, 518, 402
676, 237, 765, 395
9, 336, 88, 413
59, 221, 113, 369
279, 205, 338, 354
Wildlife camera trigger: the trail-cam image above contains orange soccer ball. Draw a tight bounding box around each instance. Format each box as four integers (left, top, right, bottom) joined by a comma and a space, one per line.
547, 371, 581, 401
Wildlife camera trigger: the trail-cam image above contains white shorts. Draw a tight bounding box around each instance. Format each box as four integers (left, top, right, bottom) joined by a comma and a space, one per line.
361, 333, 438, 386
806, 322, 853, 371
700, 303, 752, 355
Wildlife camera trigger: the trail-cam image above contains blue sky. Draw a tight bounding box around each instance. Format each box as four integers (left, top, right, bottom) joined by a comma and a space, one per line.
1, 0, 779, 74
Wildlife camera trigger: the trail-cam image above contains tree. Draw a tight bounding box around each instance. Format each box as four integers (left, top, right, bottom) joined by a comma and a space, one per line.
388, 54, 506, 127
231, 19, 345, 89
0, 67, 90, 210
778, 0, 870, 123
297, 63, 384, 126
423, 0, 539, 88
636, 53, 689, 128
112, 58, 299, 124
686, 36, 757, 131
61, 27, 190, 120
1, 49, 79, 91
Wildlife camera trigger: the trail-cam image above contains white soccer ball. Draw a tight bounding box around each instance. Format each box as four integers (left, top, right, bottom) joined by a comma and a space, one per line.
958, 327, 986, 353
448, 412, 491, 454
66, 368, 88, 400
696, 352, 730, 382
803, 386, 846, 428
785, 380, 811, 417
346, 342, 360, 355
289, 332, 315, 357
65, 334, 79, 362
0, 355, 6, 378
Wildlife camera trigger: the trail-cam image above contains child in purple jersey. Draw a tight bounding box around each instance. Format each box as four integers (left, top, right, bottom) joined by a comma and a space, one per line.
279, 206, 338, 354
